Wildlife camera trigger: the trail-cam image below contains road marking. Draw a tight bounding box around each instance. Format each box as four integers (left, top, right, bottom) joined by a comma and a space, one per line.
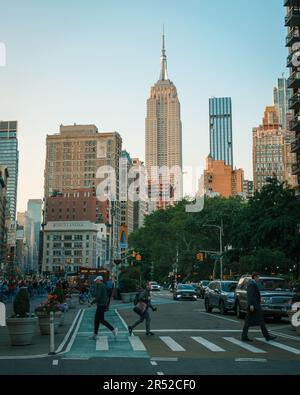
160, 337, 185, 352
56, 309, 82, 353
129, 336, 146, 351
61, 357, 89, 360
235, 358, 267, 363
256, 338, 300, 354
131, 329, 260, 333
157, 372, 164, 375
223, 337, 266, 353
62, 309, 85, 354
96, 336, 109, 351
150, 361, 157, 366
199, 312, 240, 324
191, 336, 226, 352
151, 357, 178, 362
52, 360, 59, 366
269, 331, 300, 342
114, 308, 129, 330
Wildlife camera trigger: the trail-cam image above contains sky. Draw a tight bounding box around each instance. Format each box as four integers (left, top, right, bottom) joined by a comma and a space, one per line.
0, 0, 288, 212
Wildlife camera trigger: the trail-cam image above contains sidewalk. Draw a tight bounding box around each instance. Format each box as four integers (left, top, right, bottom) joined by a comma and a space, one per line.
0, 298, 125, 358
0, 297, 82, 358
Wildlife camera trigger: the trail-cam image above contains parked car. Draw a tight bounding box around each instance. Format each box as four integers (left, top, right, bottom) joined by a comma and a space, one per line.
234, 276, 294, 321
149, 281, 161, 291
204, 281, 238, 314
199, 280, 210, 299
173, 284, 197, 301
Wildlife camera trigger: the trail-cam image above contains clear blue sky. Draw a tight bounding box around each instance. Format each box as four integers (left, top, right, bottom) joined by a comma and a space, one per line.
0, 0, 287, 211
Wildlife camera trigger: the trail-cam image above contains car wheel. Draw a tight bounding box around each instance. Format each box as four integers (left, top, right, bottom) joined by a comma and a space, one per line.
236, 302, 245, 319
204, 298, 212, 313
219, 300, 227, 315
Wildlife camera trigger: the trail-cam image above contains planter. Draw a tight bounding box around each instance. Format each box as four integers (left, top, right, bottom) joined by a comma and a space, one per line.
36, 311, 62, 335
6, 316, 38, 346
121, 292, 136, 303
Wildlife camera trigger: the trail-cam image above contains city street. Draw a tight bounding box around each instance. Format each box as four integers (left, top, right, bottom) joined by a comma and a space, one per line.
1, 291, 300, 375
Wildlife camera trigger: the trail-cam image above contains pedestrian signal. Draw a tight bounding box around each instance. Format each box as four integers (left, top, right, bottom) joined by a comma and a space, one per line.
196, 253, 204, 261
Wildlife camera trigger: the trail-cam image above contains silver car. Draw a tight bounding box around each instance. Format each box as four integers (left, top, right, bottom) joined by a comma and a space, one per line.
204, 281, 238, 315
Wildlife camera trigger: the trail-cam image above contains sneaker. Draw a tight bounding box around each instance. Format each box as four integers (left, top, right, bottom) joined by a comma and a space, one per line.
146, 332, 155, 336
89, 334, 97, 340
112, 328, 118, 338
265, 335, 277, 341
128, 326, 133, 336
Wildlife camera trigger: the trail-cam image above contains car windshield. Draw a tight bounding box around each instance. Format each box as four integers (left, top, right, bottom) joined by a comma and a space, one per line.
178, 285, 194, 290
202, 281, 210, 286
221, 282, 237, 292
151, 282, 158, 285
258, 279, 292, 292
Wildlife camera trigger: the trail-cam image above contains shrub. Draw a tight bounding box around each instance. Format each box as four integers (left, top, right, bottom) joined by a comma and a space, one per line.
119, 277, 137, 293
13, 287, 30, 318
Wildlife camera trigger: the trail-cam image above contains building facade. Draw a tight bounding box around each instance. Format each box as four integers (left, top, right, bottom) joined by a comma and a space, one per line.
253, 107, 285, 191
274, 77, 291, 129
44, 124, 122, 270
0, 121, 19, 222
285, 1, 300, 193
132, 158, 147, 231
209, 97, 233, 167
24, 199, 42, 274
145, 33, 183, 209
242, 179, 254, 200
42, 221, 105, 274
0, 166, 8, 272
203, 156, 243, 198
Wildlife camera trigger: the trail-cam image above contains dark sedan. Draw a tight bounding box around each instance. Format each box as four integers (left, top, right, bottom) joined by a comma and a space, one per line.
173, 284, 198, 301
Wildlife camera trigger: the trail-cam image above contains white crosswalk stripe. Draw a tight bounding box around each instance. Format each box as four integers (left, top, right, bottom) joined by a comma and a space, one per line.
129, 336, 147, 351
160, 336, 186, 351
92, 334, 300, 357
191, 336, 226, 352
256, 338, 300, 355
96, 336, 109, 351
223, 337, 266, 353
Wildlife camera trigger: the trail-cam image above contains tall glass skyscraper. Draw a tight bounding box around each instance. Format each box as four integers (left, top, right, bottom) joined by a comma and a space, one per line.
0, 121, 19, 221
273, 77, 291, 129
209, 97, 233, 167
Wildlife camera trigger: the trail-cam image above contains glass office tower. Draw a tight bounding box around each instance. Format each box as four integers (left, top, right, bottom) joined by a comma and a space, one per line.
0, 121, 19, 221
209, 97, 233, 167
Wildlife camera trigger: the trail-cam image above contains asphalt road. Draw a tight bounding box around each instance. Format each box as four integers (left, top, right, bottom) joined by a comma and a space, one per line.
1, 290, 300, 376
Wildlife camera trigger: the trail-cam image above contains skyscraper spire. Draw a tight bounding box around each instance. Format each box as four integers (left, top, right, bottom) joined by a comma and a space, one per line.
159, 26, 168, 80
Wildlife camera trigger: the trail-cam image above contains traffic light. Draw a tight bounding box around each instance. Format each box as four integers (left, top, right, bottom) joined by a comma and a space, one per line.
135, 254, 142, 261
196, 252, 204, 261
131, 251, 136, 258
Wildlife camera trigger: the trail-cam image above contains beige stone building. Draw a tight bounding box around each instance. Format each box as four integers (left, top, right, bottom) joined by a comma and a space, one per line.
253, 107, 286, 191
145, 33, 183, 209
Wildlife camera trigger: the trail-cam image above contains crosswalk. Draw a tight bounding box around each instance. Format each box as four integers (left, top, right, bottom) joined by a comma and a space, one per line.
87, 333, 300, 357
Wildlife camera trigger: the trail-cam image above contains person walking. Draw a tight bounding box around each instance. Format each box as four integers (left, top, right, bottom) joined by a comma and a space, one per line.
105, 277, 114, 310
89, 276, 118, 340
241, 272, 277, 342
128, 282, 157, 336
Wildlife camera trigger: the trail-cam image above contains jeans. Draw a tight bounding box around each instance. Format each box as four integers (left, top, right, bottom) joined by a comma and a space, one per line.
131, 308, 151, 333
94, 305, 114, 335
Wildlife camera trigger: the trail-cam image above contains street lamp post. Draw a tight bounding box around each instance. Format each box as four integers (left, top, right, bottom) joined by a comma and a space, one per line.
201, 221, 224, 281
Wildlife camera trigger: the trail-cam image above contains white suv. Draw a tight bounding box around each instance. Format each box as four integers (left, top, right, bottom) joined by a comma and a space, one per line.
150, 281, 161, 291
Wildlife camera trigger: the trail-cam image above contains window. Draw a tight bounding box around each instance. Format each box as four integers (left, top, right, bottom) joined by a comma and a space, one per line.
64, 235, 72, 241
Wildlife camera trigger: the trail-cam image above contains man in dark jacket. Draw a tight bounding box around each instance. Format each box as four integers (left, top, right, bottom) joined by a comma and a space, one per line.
241, 273, 277, 342
89, 276, 118, 340
128, 282, 157, 336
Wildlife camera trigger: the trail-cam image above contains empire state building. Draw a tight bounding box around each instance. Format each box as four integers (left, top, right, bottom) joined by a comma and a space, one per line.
145, 32, 183, 209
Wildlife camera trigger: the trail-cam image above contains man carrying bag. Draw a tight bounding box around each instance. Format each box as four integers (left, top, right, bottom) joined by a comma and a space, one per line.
241, 272, 277, 342
128, 282, 157, 336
